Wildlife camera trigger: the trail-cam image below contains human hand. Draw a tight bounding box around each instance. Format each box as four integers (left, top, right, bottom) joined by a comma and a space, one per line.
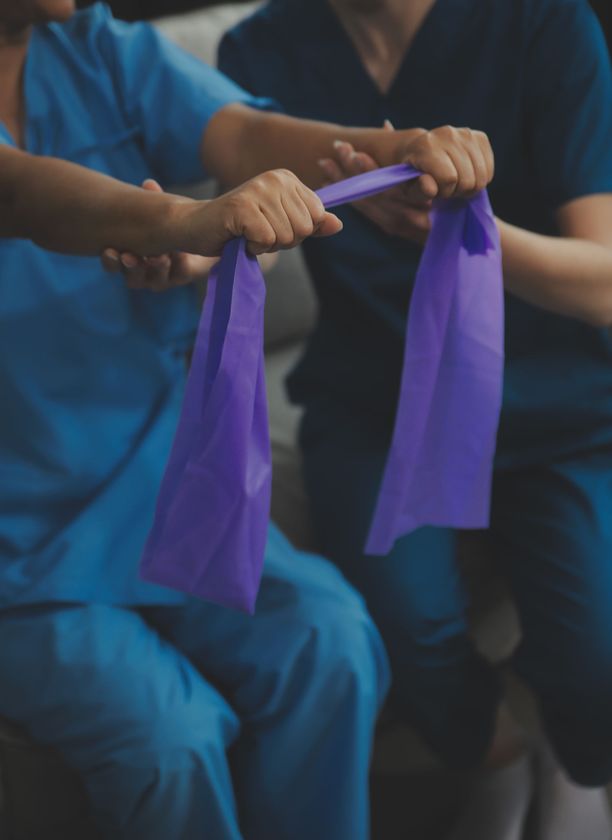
319, 122, 432, 244
180, 169, 343, 257
322, 123, 494, 243
102, 180, 219, 292
396, 124, 494, 203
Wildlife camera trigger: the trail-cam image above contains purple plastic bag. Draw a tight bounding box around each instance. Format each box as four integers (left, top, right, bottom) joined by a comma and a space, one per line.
140, 164, 503, 611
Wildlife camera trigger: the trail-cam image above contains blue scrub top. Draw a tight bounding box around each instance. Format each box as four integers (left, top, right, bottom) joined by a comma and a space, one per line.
219, 0, 612, 468
0, 4, 269, 607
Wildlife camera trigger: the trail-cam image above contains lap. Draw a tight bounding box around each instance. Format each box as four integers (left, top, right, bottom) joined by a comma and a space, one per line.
301, 400, 612, 658
0, 603, 239, 770
491, 453, 612, 660
144, 523, 388, 718
300, 403, 465, 653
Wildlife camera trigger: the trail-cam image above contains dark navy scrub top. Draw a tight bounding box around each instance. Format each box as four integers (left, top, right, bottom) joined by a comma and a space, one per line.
0, 3, 270, 607
219, 0, 612, 468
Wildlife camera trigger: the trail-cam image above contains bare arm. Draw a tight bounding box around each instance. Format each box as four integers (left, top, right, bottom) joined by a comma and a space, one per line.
499, 194, 612, 328
0, 145, 191, 255
201, 104, 493, 201
311, 140, 612, 328
0, 145, 340, 258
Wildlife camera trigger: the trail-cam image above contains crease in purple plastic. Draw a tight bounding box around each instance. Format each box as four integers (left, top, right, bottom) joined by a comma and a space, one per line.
140, 165, 504, 612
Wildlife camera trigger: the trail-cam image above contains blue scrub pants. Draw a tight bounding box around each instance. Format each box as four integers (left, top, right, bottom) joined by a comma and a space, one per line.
300, 401, 612, 787
0, 527, 389, 840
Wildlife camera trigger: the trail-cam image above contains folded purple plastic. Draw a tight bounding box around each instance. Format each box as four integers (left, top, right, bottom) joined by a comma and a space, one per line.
362, 178, 504, 555
140, 237, 271, 613
140, 164, 504, 612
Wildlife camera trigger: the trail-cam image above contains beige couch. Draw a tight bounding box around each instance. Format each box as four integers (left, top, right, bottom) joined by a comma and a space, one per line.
0, 5, 519, 837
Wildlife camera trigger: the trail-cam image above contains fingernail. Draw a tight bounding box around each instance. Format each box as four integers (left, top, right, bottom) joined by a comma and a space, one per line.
333, 140, 344, 149
121, 254, 138, 268
383, 119, 395, 130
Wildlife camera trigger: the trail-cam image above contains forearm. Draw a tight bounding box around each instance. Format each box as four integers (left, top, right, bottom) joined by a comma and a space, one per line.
499, 219, 612, 328
203, 104, 409, 189
0, 146, 195, 255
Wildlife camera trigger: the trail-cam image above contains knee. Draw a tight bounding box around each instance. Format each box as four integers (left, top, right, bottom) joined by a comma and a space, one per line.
287, 582, 390, 713
252, 577, 390, 720
144, 700, 239, 773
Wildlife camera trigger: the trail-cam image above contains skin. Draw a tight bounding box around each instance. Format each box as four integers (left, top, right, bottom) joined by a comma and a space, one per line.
0, 1, 494, 288
321, 0, 612, 329
317, 0, 612, 779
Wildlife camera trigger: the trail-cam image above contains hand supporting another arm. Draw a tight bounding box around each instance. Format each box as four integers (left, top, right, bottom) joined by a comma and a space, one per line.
102, 179, 280, 291
313, 132, 612, 329
0, 145, 341, 262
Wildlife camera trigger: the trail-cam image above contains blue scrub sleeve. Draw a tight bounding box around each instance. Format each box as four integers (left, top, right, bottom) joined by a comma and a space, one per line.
525, 0, 612, 208
94, 5, 272, 185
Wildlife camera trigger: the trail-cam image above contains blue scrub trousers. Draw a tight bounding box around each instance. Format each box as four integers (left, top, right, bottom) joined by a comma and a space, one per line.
300, 401, 612, 787
0, 527, 389, 840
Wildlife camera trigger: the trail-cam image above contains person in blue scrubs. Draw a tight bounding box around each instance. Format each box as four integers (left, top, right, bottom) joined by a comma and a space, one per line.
220, 1, 612, 838
0, 0, 473, 836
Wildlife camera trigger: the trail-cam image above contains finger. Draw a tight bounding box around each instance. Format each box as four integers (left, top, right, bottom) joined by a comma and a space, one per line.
462, 133, 489, 195
122, 260, 148, 289
352, 152, 378, 173
263, 193, 298, 250
101, 248, 122, 273
281, 189, 319, 248
140, 256, 174, 289
443, 142, 477, 198
402, 174, 439, 204
311, 211, 343, 238
405, 132, 461, 199
297, 185, 329, 235
318, 157, 345, 184
331, 150, 364, 178
333, 140, 359, 173
121, 253, 141, 270
144, 254, 172, 271
245, 215, 279, 256
476, 130, 495, 185
433, 151, 464, 199
142, 179, 163, 193
170, 253, 217, 285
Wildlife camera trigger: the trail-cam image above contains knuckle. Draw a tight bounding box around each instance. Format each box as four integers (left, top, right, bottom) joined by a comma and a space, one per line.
270, 168, 294, 185
260, 230, 276, 249
419, 131, 436, 150
295, 220, 314, 239
442, 166, 459, 185
435, 124, 457, 140
276, 229, 294, 248
311, 197, 326, 221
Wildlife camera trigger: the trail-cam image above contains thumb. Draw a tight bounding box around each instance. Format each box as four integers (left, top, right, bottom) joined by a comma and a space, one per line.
142, 178, 163, 193
312, 212, 343, 238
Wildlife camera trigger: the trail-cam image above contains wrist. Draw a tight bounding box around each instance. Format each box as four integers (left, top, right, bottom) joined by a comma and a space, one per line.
348, 126, 408, 166
162, 194, 200, 254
